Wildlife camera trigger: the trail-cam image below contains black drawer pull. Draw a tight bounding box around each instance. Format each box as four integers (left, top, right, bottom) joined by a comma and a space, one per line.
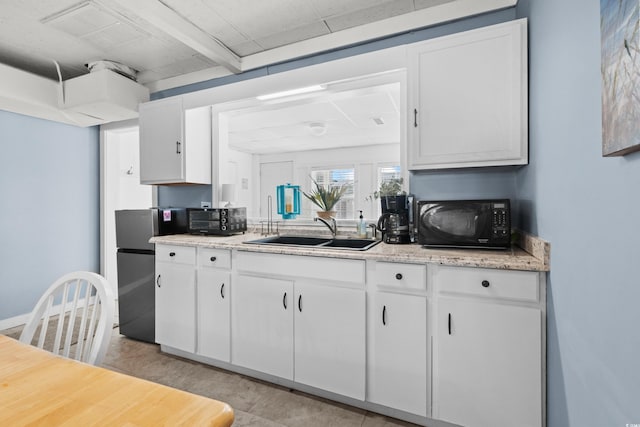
448, 313, 451, 335
382, 305, 387, 326
169, 252, 176, 257
481, 280, 490, 288
298, 295, 302, 312
210, 256, 217, 262
283, 292, 287, 309
156, 275, 161, 288
395, 273, 403, 280
220, 283, 225, 299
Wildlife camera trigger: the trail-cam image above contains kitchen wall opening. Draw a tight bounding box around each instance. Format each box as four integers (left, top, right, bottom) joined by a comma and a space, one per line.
212, 70, 404, 223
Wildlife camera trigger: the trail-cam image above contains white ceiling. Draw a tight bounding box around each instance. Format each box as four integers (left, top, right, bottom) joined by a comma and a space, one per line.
0, 0, 514, 92
226, 81, 401, 154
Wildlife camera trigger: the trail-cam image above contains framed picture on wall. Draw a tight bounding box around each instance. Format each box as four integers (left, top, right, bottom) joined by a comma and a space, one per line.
600, 0, 640, 156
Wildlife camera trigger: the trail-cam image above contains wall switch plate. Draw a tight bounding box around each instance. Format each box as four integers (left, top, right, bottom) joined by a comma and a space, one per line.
201, 201, 211, 208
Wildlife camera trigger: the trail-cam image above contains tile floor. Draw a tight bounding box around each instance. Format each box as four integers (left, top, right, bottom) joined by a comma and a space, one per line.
2, 325, 419, 427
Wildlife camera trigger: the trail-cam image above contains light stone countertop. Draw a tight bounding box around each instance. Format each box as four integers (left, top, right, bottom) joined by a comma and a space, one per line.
151, 231, 549, 272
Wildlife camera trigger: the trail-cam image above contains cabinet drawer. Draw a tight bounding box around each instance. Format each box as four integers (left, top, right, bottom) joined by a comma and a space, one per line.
435, 266, 539, 302
374, 262, 427, 292
237, 252, 365, 285
198, 248, 231, 269
156, 244, 196, 265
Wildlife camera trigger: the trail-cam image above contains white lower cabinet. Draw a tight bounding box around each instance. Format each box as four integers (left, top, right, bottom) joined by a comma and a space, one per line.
294, 281, 365, 400
368, 291, 427, 416
231, 274, 294, 380
155, 245, 196, 353
197, 269, 231, 361
232, 252, 366, 400
154, 246, 545, 427
432, 266, 543, 427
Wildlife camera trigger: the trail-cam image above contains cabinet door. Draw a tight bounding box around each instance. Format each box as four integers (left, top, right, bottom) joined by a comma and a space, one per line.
368, 292, 427, 416
139, 97, 184, 183
232, 275, 294, 380
197, 270, 230, 362
294, 282, 365, 400
408, 19, 527, 170
435, 297, 542, 427
155, 262, 196, 352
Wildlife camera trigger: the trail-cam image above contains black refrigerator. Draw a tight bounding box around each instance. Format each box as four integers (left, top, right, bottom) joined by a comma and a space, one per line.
115, 208, 186, 343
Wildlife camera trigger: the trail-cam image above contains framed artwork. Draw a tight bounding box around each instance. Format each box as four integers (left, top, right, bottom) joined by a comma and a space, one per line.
600, 0, 640, 156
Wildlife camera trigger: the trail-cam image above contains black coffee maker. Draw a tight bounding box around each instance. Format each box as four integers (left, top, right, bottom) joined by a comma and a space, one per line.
377, 195, 412, 244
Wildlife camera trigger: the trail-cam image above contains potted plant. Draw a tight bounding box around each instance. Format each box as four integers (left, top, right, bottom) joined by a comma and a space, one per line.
369, 177, 407, 212
303, 177, 350, 219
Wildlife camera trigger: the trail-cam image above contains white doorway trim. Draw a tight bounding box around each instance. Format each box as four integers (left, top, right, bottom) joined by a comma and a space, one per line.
99, 119, 157, 296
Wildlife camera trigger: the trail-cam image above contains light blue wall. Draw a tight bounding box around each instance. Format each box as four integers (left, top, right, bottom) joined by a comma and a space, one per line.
516, 1, 640, 425
156, 8, 517, 207
0, 110, 99, 320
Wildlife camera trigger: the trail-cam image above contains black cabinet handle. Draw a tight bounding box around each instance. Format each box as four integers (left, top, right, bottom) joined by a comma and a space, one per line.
448, 313, 451, 335
283, 292, 287, 309
298, 295, 302, 312
176, 141, 181, 154
482, 280, 490, 288
382, 305, 387, 326
210, 256, 217, 262
169, 252, 176, 257
414, 108, 418, 127
220, 283, 225, 299
395, 273, 403, 280
156, 275, 161, 288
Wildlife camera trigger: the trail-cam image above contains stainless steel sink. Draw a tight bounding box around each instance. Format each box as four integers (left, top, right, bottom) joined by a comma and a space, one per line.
244, 235, 381, 251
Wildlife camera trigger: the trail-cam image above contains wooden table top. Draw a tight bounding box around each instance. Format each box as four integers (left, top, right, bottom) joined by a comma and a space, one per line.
0, 335, 234, 427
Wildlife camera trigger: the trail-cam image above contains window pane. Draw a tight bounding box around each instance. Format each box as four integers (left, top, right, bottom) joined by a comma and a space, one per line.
310, 168, 355, 220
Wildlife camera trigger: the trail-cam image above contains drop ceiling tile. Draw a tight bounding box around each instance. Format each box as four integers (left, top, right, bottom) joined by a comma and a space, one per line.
81, 21, 147, 51
414, 0, 457, 10
332, 92, 399, 124
149, 54, 217, 79
255, 21, 331, 50
200, 0, 320, 40
308, 0, 392, 19
160, 0, 250, 47
41, 2, 119, 37
109, 37, 200, 71
325, 0, 414, 32
228, 40, 264, 56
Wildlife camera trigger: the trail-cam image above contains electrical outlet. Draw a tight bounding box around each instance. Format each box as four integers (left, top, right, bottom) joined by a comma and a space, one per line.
201, 201, 211, 208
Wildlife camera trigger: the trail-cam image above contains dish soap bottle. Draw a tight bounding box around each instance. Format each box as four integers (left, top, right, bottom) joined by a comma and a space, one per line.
358, 210, 367, 238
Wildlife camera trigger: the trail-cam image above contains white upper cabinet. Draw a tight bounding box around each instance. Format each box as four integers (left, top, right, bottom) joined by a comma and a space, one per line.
139, 97, 212, 185
407, 19, 528, 170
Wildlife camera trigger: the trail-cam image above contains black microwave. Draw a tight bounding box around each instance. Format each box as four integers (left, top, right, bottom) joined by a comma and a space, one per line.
417, 199, 511, 249
187, 207, 247, 235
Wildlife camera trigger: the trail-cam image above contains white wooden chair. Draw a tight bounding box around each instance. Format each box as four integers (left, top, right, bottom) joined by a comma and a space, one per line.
19, 271, 116, 366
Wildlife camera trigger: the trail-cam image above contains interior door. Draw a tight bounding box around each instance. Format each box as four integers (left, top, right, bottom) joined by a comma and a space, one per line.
259, 161, 293, 218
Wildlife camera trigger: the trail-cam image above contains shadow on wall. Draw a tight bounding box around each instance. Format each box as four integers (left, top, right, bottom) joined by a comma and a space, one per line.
409, 167, 520, 227
545, 280, 570, 427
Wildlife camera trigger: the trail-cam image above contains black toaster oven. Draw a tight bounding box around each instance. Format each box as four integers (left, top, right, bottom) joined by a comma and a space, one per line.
187, 208, 247, 235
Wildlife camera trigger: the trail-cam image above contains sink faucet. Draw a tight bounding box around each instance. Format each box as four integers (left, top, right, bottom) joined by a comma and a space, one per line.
314, 216, 337, 237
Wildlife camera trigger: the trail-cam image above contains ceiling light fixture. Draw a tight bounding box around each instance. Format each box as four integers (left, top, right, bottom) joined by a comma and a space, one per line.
309, 122, 327, 136
256, 85, 325, 101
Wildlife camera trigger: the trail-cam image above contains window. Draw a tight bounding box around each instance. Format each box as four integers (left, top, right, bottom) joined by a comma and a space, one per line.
310, 168, 355, 220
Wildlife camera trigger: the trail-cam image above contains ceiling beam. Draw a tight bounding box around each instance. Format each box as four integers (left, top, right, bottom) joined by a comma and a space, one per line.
241, 0, 517, 71
148, 0, 516, 92
109, 0, 242, 73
